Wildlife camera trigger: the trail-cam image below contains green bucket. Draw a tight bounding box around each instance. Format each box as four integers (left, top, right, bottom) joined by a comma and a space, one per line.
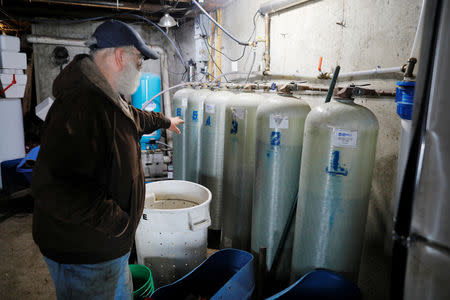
129, 264, 154, 299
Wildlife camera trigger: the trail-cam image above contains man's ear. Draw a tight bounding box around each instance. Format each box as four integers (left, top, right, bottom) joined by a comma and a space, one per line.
114, 48, 125, 71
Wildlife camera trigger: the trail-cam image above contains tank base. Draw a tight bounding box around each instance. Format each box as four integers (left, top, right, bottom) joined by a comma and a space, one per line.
207, 229, 221, 249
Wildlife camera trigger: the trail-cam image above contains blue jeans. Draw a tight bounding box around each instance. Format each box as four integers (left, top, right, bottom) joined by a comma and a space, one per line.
43, 253, 133, 300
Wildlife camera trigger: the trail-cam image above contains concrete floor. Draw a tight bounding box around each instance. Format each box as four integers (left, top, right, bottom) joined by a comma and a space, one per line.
0, 203, 389, 300
0, 212, 219, 300
0, 213, 55, 300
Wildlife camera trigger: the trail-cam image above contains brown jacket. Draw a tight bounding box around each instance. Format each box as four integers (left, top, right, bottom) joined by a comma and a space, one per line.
32, 54, 170, 263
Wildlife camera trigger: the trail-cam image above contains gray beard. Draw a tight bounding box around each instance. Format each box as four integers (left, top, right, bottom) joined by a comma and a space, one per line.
116, 61, 141, 95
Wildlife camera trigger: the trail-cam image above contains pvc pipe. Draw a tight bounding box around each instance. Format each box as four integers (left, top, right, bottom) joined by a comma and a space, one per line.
336, 66, 404, 79
191, 0, 250, 46
259, 0, 313, 15
26, 35, 86, 47
410, 0, 426, 59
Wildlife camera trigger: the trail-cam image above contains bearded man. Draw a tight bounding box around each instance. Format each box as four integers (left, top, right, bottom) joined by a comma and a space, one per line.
31, 20, 183, 300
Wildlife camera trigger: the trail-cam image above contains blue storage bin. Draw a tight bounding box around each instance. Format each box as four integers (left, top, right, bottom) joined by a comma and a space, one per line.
131, 73, 162, 150
266, 270, 361, 300
151, 248, 255, 300
16, 146, 40, 183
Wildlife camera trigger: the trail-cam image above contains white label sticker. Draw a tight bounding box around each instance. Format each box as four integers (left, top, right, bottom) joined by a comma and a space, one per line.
205, 103, 215, 114
331, 128, 358, 148
270, 114, 289, 129
167, 171, 173, 179
231, 107, 246, 120
182, 97, 188, 107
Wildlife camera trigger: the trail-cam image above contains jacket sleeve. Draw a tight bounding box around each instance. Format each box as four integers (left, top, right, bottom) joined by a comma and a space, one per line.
129, 105, 171, 136
32, 106, 129, 237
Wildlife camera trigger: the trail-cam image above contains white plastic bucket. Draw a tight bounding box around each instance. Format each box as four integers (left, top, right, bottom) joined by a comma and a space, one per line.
135, 180, 212, 288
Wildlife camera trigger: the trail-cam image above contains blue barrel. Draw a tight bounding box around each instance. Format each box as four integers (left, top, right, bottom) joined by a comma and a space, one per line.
132, 73, 162, 150
151, 249, 255, 300
266, 270, 361, 300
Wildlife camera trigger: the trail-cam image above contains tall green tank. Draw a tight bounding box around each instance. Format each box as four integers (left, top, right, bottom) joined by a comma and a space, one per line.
221, 91, 266, 251
291, 98, 379, 283
172, 87, 195, 180
185, 88, 212, 182
251, 94, 311, 282
199, 90, 235, 236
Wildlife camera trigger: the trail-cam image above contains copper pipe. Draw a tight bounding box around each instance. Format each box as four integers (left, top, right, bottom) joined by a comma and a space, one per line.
263, 14, 270, 75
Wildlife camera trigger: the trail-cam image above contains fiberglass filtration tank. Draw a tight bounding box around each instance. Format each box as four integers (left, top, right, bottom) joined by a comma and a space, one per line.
185, 88, 213, 182
251, 93, 311, 282
221, 91, 266, 251
291, 96, 379, 283
198, 90, 235, 246
172, 87, 195, 180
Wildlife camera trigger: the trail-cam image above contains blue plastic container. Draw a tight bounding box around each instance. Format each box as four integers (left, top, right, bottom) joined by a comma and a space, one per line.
131, 73, 162, 149
16, 146, 40, 183
395, 81, 415, 120
266, 270, 361, 300
150, 249, 255, 300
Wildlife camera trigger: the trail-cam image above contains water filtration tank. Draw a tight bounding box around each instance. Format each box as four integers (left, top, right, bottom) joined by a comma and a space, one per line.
291, 98, 379, 283
172, 87, 195, 180
221, 91, 266, 251
251, 94, 311, 282
185, 88, 213, 182
198, 90, 235, 243
131, 73, 161, 150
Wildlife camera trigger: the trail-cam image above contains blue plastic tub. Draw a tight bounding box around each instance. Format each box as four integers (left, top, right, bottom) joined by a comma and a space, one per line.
150, 248, 255, 300
266, 270, 361, 300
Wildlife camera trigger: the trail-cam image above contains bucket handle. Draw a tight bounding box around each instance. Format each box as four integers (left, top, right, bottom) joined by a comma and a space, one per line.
189, 218, 211, 231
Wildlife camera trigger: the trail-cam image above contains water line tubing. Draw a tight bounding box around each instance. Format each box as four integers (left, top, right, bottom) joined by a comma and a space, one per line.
410, 0, 426, 59
191, 0, 251, 46
325, 65, 340, 103
268, 192, 299, 279
142, 82, 188, 110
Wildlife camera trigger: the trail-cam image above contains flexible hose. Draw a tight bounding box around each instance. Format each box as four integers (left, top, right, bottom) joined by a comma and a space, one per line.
141, 82, 188, 110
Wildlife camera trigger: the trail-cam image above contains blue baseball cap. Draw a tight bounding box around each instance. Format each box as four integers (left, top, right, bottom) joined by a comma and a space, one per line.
90, 19, 159, 60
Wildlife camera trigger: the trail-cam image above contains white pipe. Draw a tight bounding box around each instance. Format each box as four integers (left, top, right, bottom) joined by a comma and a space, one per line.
150, 45, 174, 147
336, 66, 404, 79
410, 0, 426, 59
142, 82, 188, 111
259, 0, 313, 15
26, 35, 87, 47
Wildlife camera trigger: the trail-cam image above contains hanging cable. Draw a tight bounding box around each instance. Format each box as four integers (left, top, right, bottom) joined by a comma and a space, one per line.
191, 0, 253, 46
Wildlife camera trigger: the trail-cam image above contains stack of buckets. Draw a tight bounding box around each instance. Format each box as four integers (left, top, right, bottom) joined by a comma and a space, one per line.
0, 35, 27, 189
129, 264, 154, 299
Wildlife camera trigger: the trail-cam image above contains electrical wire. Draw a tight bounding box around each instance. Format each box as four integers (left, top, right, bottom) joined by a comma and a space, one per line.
191, 0, 250, 46
198, 17, 228, 82
244, 50, 256, 84
201, 10, 259, 62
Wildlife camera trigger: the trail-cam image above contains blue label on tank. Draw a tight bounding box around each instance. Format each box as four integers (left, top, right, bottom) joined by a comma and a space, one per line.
270, 131, 281, 146
230, 119, 238, 135
205, 116, 211, 127
192, 110, 198, 121
176, 107, 182, 117
325, 150, 348, 176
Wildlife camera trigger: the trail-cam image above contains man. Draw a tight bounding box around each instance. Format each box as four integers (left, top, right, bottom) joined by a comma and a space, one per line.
31, 19, 183, 299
